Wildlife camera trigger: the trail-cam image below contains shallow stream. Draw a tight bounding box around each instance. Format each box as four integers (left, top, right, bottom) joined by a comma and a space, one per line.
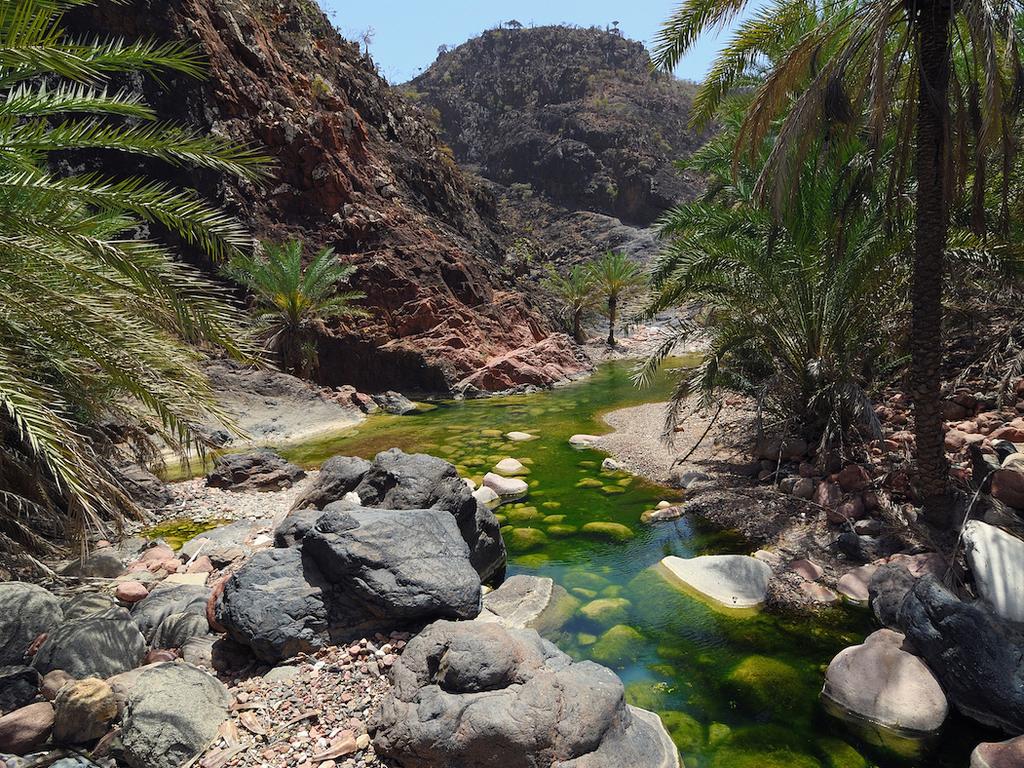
266, 360, 980, 767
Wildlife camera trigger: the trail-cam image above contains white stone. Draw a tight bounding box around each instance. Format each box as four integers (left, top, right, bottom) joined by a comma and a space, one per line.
659, 555, 771, 609
601, 458, 622, 471
505, 431, 536, 442
472, 486, 500, 505
568, 434, 600, 447
463, 477, 477, 490
656, 500, 672, 509
343, 491, 361, 504
494, 458, 527, 475
963, 520, 1024, 622
1001, 452, 1024, 470
483, 473, 528, 497
822, 629, 948, 735
163, 572, 208, 586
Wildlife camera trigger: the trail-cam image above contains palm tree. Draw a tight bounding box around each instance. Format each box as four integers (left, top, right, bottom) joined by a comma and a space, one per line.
0, 0, 269, 550
225, 240, 368, 377
653, 0, 1022, 525
545, 264, 599, 343
591, 251, 645, 346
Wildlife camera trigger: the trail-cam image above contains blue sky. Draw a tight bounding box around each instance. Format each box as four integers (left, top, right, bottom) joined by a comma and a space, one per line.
315, 1, 741, 84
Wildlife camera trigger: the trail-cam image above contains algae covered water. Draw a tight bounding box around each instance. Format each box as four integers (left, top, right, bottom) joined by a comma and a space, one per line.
274, 359, 979, 768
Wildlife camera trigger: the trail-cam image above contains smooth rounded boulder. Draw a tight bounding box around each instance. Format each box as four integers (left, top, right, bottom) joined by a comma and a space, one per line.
31, 607, 145, 679
119, 662, 231, 768
822, 629, 947, 737
53, 677, 118, 743
972, 735, 1024, 768
659, 555, 771, 609
962, 520, 1024, 622
370, 620, 678, 768
289, 454, 371, 511
131, 584, 211, 643
206, 448, 305, 491
0, 583, 63, 666
483, 472, 528, 496
0, 701, 54, 754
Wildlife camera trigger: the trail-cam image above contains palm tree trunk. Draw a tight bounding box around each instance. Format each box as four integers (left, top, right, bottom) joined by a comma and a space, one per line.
572, 310, 585, 344
912, 0, 954, 526
607, 296, 617, 346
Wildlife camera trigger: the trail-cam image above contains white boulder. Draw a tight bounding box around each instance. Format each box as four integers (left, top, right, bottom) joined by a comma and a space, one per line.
494, 458, 527, 475
659, 554, 771, 609
506, 431, 536, 442
963, 520, 1024, 622
569, 434, 600, 447
822, 629, 948, 735
483, 472, 528, 497
472, 486, 500, 505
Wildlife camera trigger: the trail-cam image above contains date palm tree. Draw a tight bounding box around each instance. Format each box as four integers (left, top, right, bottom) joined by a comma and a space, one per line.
591, 251, 645, 346
545, 264, 599, 343
225, 240, 368, 378
0, 0, 268, 551
654, 0, 1022, 524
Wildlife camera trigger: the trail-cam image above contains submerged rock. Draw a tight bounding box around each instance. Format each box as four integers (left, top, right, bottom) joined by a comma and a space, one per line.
822, 629, 947, 737
660, 555, 771, 610
370, 620, 678, 768
477, 575, 578, 634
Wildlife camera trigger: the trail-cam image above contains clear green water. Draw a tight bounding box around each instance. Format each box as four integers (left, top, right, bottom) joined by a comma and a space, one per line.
264, 359, 982, 767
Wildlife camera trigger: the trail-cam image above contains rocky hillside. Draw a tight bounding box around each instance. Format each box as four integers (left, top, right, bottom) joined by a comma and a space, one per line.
409, 25, 706, 226
66, 0, 588, 395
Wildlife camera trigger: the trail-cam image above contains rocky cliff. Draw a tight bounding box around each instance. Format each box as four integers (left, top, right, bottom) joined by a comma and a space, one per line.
409, 25, 705, 227
67, 0, 589, 395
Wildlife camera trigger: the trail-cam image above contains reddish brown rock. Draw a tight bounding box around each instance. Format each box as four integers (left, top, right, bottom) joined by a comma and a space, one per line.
992, 468, 1024, 508
139, 545, 175, 564
40, 669, 74, 701
0, 702, 54, 754
115, 581, 149, 604
972, 735, 1024, 768
186, 555, 214, 574
836, 464, 871, 493
814, 480, 842, 510
827, 496, 866, 525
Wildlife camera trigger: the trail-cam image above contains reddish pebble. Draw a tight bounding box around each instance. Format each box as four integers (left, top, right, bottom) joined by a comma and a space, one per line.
139, 544, 175, 563
159, 559, 181, 573
186, 555, 213, 574
115, 581, 149, 603
144, 649, 177, 664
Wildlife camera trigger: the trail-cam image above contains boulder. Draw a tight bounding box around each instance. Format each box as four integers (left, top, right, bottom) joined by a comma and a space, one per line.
179, 519, 266, 564
115, 581, 149, 604
897, 576, 1024, 732
373, 390, 417, 414
494, 457, 528, 475
0, 583, 63, 665
273, 507, 324, 548
972, 735, 1024, 768
0, 702, 54, 754
205, 449, 305, 491
289, 455, 371, 511
962, 520, 1024, 622
477, 575, 578, 635
483, 472, 529, 497
60, 552, 125, 579
119, 663, 231, 768
355, 449, 506, 581
116, 464, 174, 509
62, 592, 117, 620
569, 434, 600, 447
869, 564, 918, 627
151, 613, 211, 650
53, 677, 118, 744
0, 667, 39, 713
471, 485, 499, 505
219, 506, 483, 662
991, 468, 1024, 509
822, 629, 947, 736
131, 584, 211, 643
370, 620, 678, 768
31, 607, 145, 679
660, 555, 771, 609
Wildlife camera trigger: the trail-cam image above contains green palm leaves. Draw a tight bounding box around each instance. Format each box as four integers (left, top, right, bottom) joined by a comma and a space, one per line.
545, 265, 600, 343
0, 0, 269, 550
591, 251, 646, 346
225, 241, 368, 377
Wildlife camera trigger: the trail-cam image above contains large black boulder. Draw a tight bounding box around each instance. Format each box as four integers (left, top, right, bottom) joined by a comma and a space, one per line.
897, 576, 1024, 733
289, 455, 371, 511
31, 607, 146, 678
355, 449, 505, 581
206, 449, 305, 491
219, 506, 483, 662
131, 584, 211, 643
370, 620, 679, 768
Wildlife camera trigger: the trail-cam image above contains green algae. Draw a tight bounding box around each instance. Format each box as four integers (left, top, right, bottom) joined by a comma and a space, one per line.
141, 517, 228, 550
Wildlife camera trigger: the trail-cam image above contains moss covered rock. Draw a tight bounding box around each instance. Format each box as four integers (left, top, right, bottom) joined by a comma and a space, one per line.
581, 522, 635, 542
725, 655, 809, 718
580, 597, 631, 626
710, 726, 821, 768
658, 711, 704, 752
505, 527, 549, 552
547, 525, 579, 537
817, 738, 867, 768
590, 624, 643, 667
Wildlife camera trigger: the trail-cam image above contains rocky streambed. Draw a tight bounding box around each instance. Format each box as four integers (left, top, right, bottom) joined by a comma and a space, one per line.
1, 359, 1018, 768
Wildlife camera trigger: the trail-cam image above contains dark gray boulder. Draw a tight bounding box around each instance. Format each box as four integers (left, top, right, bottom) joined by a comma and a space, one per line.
289, 455, 371, 511
59, 552, 125, 579
131, 584, 211, 643
216, 547, 330, 663
119, 662, 230, 768
31, 607, 145, 679
370, 620, 679, 768
219, 507, 482, 662
373, 391, 417, 415
61, 592, 117, 621
273, 508, 324, 548
897, 576, 1024, 732
151, 613, 211, 650
355, 449, 506, 581
0, 583, 63, 666
869, 564, 918, 627
0, 667, 39, 713
117, 465, 174, 509
206, 449, 305, 492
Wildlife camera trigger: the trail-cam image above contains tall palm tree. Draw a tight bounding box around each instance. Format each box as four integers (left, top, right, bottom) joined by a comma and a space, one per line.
591, 251, 645, 346
654, 0, 1022, 525
545, 264, 599, 343
0, 0, 268, 551
225, 240, 368, 377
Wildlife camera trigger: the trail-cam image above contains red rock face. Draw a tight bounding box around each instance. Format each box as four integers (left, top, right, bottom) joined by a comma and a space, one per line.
68, 0, 591, 394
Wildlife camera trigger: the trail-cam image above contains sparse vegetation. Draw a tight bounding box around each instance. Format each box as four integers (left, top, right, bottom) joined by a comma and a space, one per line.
545, 265, 600, 343
591, 251, 646, 347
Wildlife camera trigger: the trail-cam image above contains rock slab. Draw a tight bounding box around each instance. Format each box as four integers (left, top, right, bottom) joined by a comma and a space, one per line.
0, 583, 63, 666
962, 520, 1024, 622
660, 555, 771, 609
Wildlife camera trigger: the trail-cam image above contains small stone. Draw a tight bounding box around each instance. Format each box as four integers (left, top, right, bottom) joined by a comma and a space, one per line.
0, 701, 54, 754
53, 677, 118, 744
789, 559, 824, 581
40, 669, 74, 701
115, 581, 149, 603
505, 431, 536, 441
356, 733, 371, 750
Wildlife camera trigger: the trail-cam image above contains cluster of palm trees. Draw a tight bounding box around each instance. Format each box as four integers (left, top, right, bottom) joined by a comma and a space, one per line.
546, 251, 646, 346
649, 0, 1024, 524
